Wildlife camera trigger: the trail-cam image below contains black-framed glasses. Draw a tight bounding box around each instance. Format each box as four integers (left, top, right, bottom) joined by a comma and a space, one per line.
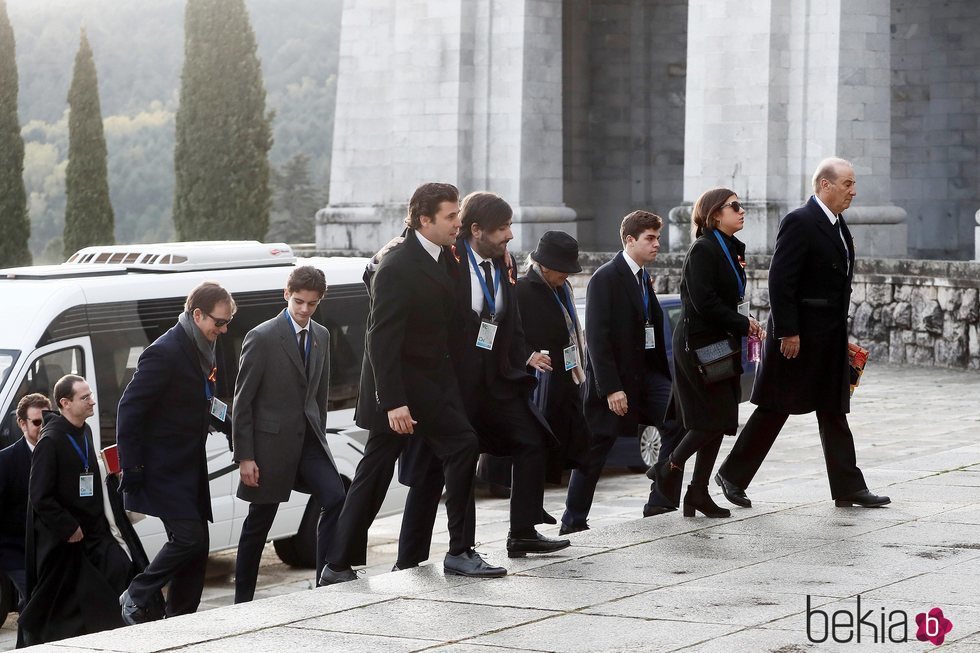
206, 312, 233, 328
722, 201, 744, 213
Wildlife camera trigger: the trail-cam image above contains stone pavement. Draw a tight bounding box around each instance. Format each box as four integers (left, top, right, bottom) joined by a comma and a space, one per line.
15, 364, 980, 652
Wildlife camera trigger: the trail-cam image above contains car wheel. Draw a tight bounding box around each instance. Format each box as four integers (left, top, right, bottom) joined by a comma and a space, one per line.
273, 495, 321, 569
638, 425, 662, 468
0, 572, 14, 625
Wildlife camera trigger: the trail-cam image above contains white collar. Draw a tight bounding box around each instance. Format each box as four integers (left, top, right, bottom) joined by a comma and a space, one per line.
25, 436, 36, 453
813, 194, 840, 225
286, 310, 309, 334
622, 249, 643, 277
415, 230, 442, 262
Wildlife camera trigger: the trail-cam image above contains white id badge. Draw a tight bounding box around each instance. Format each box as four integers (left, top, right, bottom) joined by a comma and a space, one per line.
79, 473, 94, 498
644, 324, 657, 349
737, 301, 750, 317
562, 344, 579, 371
210, 397, 228, 421
476, 320, 498, 350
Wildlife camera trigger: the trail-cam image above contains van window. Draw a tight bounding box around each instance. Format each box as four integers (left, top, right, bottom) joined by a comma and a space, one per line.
1, 346, 84, 448
317, 284, 368, 411
0, 350, 17, 389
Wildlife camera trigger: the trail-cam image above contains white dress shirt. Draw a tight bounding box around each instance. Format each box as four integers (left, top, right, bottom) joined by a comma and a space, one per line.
622, 249, 644, 283
415, 230, 443, 263
812, 194, 850, 269
467, 246, 504, 316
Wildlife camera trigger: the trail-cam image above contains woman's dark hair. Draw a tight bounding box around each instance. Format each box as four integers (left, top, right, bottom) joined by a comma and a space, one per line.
691, 187, 736, 239
407, 183, 459, 229
460, 191, 512, 235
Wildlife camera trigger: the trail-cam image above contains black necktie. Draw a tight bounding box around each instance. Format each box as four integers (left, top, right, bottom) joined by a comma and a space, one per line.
298, 329, 307, 366
480, 260, 495, 315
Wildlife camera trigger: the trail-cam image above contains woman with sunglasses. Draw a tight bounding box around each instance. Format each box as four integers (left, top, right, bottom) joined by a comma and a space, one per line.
652, 189, 764, 517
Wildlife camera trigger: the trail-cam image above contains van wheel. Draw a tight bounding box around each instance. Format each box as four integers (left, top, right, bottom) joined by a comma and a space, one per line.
0, 572, 15, 625
273, 496, 321, 569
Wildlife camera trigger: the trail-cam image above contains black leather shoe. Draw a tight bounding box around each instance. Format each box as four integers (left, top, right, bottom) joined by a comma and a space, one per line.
541, 509, 557, 525
715, 472, 751, 508
506, 531, 571, 558
444, 550, 507, 577
642, 504, 676, 517
558, 522, 589, 536
120, 589, 159, 626
835, 489, 891, 508
318, 565, 357, 586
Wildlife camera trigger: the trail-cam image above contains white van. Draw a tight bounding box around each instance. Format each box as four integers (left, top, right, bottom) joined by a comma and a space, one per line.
0, 241, 406, 574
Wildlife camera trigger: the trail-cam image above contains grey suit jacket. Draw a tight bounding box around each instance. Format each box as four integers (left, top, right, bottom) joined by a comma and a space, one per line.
232, 309, 336, 503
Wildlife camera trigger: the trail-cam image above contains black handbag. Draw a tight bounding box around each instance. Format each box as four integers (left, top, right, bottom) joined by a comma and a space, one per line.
691, 337, 740, 385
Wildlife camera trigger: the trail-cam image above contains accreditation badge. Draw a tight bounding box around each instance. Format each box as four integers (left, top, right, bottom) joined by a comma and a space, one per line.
562, 343, 579, 371
476, 319, 498, 350
645, 323, 657, 349
737, 301, 750, 317
79, 473, 94, 498
210, 396, 228, 421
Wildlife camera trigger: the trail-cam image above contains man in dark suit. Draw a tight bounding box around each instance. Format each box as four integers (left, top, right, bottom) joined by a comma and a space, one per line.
116, 282, 236, 623
716, 158, 890, 508
232, 265, 345, 602
19, 376, 132, 645
561, 211, 687, 534
393, 192, 569, 569
0, 393, 50, 608
320, 183, 501, 584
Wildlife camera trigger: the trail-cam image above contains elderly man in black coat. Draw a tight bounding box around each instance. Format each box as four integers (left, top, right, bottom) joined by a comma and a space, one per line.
716, 158, 890, 508
116, 281, 236, 624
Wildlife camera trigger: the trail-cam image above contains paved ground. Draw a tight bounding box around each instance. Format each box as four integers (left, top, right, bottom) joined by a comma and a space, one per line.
9, 364, 980, 651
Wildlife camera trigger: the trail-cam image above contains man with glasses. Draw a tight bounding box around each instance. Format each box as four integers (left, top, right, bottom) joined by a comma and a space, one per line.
0, 394, 51, 610
116, 281, 236, 624
232, 266, 345, 602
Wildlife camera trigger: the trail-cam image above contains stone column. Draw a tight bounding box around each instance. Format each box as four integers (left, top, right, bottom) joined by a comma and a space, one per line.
318, 0, 575, 253
675, 0, 906, 256
976, 209, 980, 260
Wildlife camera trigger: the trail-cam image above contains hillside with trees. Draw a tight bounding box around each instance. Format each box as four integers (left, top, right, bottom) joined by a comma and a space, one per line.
6, 0, 341, 261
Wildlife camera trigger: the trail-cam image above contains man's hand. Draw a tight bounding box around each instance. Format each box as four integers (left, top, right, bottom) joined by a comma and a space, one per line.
374, 236, 405, 264
388, 406, 417, 435
527, 351, 553, 372
606, 391, 628, 417
239, 460, 260, 487
779, 335, 800, 359
67, 526, 83, 543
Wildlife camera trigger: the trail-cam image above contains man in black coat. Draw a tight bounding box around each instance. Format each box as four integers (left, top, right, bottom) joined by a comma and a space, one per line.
0, 393, 49, 609
117, 281, 236, 623
319, 183, 501, 584
392, 192, 569, 568
562, 211, 687, 534
717, 158, 890, 508
18, 376, 132, 646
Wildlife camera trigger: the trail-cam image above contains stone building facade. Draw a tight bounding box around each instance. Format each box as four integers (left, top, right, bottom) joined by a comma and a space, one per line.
319, 0, 979, 260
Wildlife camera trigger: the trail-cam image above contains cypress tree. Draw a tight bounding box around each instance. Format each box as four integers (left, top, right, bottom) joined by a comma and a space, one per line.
0, 0, 31, 267
173, 0, 273, 241
64, 29, 114, 257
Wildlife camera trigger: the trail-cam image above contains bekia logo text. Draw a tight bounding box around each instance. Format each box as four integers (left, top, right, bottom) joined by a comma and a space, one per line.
806, 596, 953, 645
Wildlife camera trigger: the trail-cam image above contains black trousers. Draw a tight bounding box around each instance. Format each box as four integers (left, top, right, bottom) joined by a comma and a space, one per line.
718, 406, 867, 499
565, 369, 683, 527
327, 402, 479, 568
395, 393, 548, 567
234, 430, 346, 603
126, 517, 209, 616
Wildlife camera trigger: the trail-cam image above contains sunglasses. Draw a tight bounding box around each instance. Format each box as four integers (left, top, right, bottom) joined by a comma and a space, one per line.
26, 418, 42, 427
722, 201, 744, 213
206, 312, 233, 328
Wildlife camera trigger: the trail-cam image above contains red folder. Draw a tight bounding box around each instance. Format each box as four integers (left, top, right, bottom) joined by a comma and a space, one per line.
102, 444, 121, 475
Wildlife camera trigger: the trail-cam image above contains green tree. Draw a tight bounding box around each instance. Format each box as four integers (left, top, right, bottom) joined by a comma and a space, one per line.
267, 153, 320, 243
0, 0, 31, 267
173, 0, 273, 241
63, 29, 114, 257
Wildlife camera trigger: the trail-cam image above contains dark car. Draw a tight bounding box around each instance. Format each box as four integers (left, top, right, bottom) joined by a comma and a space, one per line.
577, 294, 757, 472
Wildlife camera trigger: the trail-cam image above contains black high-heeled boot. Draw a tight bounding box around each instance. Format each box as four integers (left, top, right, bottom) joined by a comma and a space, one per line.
682, 484, 731, 518
653, 458, 683, 508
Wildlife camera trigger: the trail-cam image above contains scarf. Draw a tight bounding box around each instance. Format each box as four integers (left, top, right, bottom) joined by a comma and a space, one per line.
178, 310, 216, 376
532, 262, 586, 385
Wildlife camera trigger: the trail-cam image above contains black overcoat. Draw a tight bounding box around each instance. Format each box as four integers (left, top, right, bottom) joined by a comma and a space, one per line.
116, 325, 213, 521
750, 197, 855, 415
583, 252, 671, 437
514, 267, 590, 476
669, 233, 750, 433
0, 437, 30, 572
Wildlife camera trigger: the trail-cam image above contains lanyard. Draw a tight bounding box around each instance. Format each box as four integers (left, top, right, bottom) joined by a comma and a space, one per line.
713, 230, 745, 300
551, 284, 579, 335
66, 430, 90, 473
284, 310, 312, 361
205, 366, 217, 401
463, 240, 501, 318
639, 269, 651, 321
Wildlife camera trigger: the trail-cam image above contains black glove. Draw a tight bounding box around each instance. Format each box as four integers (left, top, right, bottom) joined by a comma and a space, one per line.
119, 467, 145, 493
